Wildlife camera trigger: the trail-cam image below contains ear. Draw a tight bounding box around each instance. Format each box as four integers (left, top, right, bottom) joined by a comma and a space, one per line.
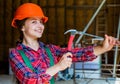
21, 26, 25, 31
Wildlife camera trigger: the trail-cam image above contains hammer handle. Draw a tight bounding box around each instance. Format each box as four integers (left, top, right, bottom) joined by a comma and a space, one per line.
68, 35, 75, 51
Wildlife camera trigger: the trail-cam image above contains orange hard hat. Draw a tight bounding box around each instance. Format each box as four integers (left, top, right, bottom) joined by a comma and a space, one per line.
11, 3, 48, 28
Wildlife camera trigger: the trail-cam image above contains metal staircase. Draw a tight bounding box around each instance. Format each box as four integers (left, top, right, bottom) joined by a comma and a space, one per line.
96, 4, 107, 37
95, 3, 108, 68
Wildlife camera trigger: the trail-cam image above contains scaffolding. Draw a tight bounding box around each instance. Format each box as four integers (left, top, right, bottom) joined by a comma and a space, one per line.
71, 0, 120, 84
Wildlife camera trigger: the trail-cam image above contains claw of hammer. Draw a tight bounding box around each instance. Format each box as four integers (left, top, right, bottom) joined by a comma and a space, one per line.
64, 29, 77, 35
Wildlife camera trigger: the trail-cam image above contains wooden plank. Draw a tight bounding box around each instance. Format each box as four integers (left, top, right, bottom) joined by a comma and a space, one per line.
56, 8, 65, 45
30, 0, 38, 4
66, 9, 74, 28
5, 0, 12, 47
56, 0, 64, 6
86, 9, 95, 34
86, 0, 95, 5
76, 9, 85, 30
39, 0, 47, 7
66, 0, 74, 6
0, 0, 4, 61
21, 0, 29, 3
48, 0, 55, 6
75, 0, 85, 5
47, 34, 56, 44
12, 0, 21, 47
47, 8, 56, 33
2, 0, 13, 60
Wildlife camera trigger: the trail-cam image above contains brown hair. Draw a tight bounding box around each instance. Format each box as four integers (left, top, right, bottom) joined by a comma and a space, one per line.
15, 18, 27, 44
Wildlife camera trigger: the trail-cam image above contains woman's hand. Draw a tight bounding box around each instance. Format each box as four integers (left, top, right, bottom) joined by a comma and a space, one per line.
102, 34, 120, 52
94, 34, 120, 56
46, 52, 72, 76
56, 52, 73, 71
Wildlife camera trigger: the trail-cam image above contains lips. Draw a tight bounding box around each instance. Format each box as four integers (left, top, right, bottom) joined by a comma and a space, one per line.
35, 29, 43, 34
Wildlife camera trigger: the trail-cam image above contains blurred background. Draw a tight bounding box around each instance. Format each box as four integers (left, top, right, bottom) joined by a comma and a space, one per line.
0, 0, 120, 78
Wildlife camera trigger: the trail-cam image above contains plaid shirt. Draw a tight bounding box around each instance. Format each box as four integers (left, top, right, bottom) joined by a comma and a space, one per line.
9, 42, 96, 84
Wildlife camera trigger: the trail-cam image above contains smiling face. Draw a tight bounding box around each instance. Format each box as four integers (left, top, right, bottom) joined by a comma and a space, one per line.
21, 17, 45, 40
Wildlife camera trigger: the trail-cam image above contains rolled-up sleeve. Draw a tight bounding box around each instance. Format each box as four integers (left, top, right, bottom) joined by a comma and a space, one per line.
51, 45, 97, 62
72, 46, 97, 62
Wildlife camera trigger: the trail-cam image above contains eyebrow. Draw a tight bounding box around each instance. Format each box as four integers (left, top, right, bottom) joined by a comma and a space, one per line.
29, 18, 37, 20
29, 18, 43, 22
29, 17, 42, 20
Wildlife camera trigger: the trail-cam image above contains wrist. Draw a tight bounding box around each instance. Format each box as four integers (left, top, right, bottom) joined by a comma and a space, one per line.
54, 64, 61, 72
46, 64, 61, 76
101, 45, 112, 52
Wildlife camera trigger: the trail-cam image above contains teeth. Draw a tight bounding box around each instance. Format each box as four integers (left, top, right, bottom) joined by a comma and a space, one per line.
38, 30, 41, 32
35, 30, 42, 33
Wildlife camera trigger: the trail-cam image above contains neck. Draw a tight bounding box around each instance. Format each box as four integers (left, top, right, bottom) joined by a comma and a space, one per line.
22, 38, 39, 51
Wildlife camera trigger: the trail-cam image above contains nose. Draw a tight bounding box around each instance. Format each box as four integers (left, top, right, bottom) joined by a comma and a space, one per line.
38, 22, 44, 29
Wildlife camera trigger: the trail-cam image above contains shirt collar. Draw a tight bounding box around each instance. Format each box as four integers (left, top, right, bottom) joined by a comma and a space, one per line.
16, 41, 45, 51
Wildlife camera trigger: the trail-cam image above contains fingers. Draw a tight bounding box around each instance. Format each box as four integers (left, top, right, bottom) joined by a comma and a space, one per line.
62, 52, 72, 63
58, 52, 73, 70
104, 34, 109, 39
116, 40, 120, 45
67, 61, 72, 68
105, 34, 120, 45
63, 52, 72, 64
63, 52, 73, 58
109, 36, 116, 44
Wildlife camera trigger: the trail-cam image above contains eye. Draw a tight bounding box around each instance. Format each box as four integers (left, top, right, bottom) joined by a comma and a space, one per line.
32, 20, 37, 24
40, 20, 44, 24
39, 20, 44, 25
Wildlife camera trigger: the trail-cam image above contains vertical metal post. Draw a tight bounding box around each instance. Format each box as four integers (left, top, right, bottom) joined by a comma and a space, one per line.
73, 0, 76, 83
113, 14, 120, 77
55, 0, 58, 44
75, 0, 106, 44
64, 0, 67, 44
46, 0, 49, 43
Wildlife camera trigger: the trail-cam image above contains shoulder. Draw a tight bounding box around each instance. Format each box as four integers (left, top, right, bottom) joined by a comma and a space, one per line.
9, 48, 20, 59
9, 48, 17, 54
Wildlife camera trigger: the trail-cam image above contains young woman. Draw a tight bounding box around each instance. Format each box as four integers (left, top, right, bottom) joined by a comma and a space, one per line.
9, 3, 119, 84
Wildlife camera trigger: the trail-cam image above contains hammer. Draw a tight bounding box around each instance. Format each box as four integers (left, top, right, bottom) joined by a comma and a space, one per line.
64, 29, 77, 73
64, 29, 77, 51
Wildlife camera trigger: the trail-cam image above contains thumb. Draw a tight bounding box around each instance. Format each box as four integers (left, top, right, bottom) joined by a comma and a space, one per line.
105, 34, 108, 39
103, 34, 109, 47
104, 34, 109, 41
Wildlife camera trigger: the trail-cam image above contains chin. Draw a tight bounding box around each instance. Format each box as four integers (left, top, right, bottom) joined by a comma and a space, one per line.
37, 35, 42, 38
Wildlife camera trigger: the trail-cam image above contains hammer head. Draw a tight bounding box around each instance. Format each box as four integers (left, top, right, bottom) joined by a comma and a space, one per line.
64, 29, 77, 35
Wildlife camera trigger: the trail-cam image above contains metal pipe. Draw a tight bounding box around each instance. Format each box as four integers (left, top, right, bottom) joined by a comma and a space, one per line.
113, 14, 120, 77
107, 4, 120, 7
75, 0, 106, 44
77, 31, 103, 39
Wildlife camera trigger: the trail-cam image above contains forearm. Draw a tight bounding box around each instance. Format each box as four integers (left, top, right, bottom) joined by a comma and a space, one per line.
46, 64, 60, 76
93, 46, 107, 56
